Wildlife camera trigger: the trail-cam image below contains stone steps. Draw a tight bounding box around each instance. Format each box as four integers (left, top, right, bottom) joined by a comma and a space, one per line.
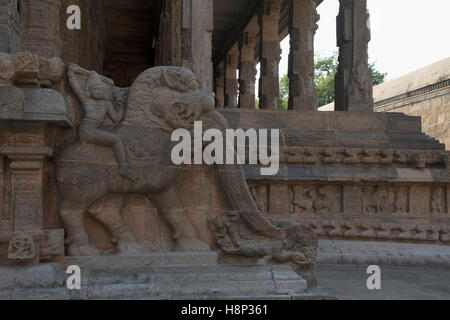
0, 252, 316, 300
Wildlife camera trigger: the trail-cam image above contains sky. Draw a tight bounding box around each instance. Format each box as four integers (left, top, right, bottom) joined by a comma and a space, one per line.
276, 0, 450, 81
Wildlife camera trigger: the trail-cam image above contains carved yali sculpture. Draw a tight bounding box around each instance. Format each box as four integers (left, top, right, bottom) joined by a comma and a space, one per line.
56, 66, 318, 268
56, 66, 214, 256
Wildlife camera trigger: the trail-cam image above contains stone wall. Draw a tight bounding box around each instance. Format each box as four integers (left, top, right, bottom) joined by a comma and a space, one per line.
320, 58, 450, 150
374, 81, 450, 150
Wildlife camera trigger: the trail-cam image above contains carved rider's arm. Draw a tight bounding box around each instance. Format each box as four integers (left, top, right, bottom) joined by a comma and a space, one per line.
67, 65, 88, 105
107, 101, 125, 124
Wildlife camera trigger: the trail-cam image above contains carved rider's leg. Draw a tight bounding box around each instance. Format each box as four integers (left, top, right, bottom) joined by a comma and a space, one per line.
60, 200, 99, 256
80, 121, 139, 181
148, 187, 209, 252
88, 195, 148, 255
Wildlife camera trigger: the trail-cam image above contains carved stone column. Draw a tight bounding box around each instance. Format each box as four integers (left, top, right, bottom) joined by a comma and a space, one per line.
60, 0, 80, 64
19, 0, 62, 58
258, 0, 282, 110
1, 147, 50, 263
335, 0, 373, 111
288, 0, 319, 110
215, 62, 225, 108
238, 31, 257, 109
0, 0, 20, 53
224, 51, 239, 109
181, 0, 214, 91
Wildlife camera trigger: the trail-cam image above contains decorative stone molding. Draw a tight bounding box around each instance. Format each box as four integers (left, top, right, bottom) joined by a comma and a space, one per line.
304, 219, 450, 243
279, 147, 449, 169
374, 79, 450, 109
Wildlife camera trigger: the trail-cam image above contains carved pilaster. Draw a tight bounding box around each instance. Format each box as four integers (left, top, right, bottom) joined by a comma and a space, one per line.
4, 147, 52, 232
335, 0, 373, 111
181, 0, 214, 91
288, 0, 319, 110
215, 62, 225, 108
0, 0, 20, 53
238, 31, 257, 109
224, 51, 239, 109
258, 0, 282, 110
19, 0, 62, 58
0, 148, 51, 263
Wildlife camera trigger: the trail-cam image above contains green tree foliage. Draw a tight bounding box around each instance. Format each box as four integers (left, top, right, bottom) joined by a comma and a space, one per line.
277, 53, 388, 109
279, 74, 289, 110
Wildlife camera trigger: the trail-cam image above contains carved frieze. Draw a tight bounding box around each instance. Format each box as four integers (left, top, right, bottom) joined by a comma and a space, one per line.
248, 182, 448, 219
279, 147, 449, 169
303, 219, 450, 243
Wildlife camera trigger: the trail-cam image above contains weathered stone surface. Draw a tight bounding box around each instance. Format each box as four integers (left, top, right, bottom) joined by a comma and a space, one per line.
335, 0, 373, 111
224, 49, 239, 108
258, 0, 282, 110
0, 260, 309, 300
288, 0, 319, 110
0, 0, 448, 300
238, 30, 257, 109
0, 0, 20, 54
19, 0, 62, 58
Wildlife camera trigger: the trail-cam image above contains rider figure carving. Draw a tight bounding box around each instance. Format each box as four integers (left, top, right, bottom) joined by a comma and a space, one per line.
67, 64, 139, 181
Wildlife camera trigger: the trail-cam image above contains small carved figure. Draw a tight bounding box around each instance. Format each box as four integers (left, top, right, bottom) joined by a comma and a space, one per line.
301, 148, 317, 164
249, 185, 268, 212
361, 150, 379, 164
361, 186, 388, 213
326, 220, 343, 237
322, 149, 340, 164
394, 151, 409, 164
292, 186, 314, 212
342, 149, 360, 164
430, 188, 443, 214
393, 188, 408, 214
8, 233, 36, 260
68, 64, 138, 181
313, 186, 332, 214
0, 53, 15, 85
359, 222, 377, 238
411, 152, 426, 169
379, 150, 394, 165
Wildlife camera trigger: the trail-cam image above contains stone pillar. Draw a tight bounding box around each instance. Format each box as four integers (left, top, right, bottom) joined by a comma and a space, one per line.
335, 0, 373, 111
215, 62, 225, 108
288, 0, 319, 110
19, 0, 62, 58
0, 0, 20, 53
238, 31, 257, 109
60, 0, 80, 64
224, 51, 239, 109
2, 147, 50, 263
258, 0, 282, 110
181, 0, 214, 91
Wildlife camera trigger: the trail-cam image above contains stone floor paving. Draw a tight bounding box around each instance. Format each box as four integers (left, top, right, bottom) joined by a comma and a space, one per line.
316, 264, 450, 300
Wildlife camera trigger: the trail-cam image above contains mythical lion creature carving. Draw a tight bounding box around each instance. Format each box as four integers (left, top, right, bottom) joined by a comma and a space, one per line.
56, 65, 318, 269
